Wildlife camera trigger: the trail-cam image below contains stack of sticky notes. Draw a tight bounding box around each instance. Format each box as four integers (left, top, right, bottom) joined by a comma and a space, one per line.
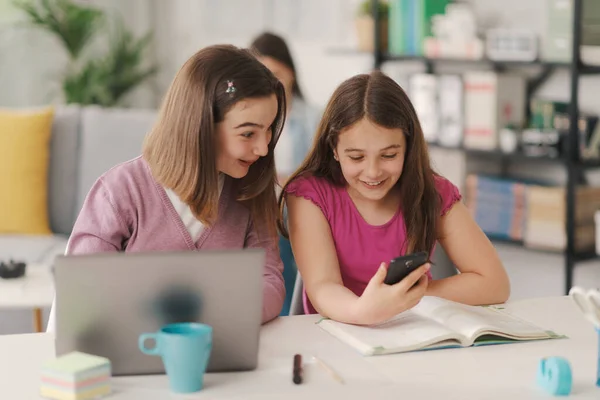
40, 351, 111, 400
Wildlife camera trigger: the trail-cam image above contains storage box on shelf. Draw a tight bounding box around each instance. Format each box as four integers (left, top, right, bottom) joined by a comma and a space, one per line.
525, 186, 600, 254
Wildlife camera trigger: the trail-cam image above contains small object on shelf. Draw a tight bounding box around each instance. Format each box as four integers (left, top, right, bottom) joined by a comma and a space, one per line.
388, 0, 449, 56
581, 45, 600, 67
499, 125, 519, 154
355, 0, 388, 52
0, 259, 26, 279
536, 356, 572, 396
528, 102, 600, 162
40, 351, 111, 400
579, 116, 600, 161
521, 100, 571, 158
529, 99, 569, 131
486, 29, 538, 62
423, 3, 484, 60
521, 128, 562, 158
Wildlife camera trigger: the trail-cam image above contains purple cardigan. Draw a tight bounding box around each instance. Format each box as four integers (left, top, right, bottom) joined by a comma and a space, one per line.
67, 156, 285, 323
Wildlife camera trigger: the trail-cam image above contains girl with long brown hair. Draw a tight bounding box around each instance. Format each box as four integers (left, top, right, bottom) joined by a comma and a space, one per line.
47, 45, 287, 332
280, 71, 510, 325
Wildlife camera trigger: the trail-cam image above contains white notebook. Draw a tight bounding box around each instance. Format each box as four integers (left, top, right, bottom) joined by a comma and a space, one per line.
317, 296, 563, 356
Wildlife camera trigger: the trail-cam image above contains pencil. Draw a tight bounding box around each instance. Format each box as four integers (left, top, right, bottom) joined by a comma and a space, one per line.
312, 355, 344, 384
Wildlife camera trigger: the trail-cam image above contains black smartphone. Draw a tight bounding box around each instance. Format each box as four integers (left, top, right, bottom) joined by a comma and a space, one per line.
384, 251, 429, 285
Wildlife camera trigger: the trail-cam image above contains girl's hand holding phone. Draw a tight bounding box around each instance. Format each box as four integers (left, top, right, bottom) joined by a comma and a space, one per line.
353, 262, 430, 325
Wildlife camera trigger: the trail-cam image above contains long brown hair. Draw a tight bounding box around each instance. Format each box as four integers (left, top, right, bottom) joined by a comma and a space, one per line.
278, 70, 440, 254
143, 44, 286, 238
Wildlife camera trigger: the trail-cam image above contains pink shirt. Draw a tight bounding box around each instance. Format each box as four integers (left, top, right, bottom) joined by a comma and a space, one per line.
66, 156, 285, 323
285, 175, 461, 314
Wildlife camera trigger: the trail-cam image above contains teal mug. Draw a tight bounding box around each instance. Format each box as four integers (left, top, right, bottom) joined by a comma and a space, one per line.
138, 322, 213, 393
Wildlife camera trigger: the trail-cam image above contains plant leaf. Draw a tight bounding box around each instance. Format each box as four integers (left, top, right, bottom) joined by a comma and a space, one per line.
13, 0, 104, 58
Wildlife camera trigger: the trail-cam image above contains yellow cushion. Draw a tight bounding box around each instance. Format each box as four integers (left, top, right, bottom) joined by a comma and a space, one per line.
0, 107, 54, 234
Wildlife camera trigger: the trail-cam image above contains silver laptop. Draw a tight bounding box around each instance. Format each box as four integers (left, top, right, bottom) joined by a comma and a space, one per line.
53, 249, 265, 375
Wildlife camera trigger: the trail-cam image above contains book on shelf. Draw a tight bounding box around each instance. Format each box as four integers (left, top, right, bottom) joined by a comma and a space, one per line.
317, 296, 563, 356
465, 174, 527, 241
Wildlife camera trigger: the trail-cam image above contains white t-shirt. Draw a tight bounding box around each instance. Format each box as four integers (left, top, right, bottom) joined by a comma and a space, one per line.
164, 174, 225, 241
164, 189, 206, 241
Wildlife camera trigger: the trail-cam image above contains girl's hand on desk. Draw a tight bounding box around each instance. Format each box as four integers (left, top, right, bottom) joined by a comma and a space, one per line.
354, 263, 430, 325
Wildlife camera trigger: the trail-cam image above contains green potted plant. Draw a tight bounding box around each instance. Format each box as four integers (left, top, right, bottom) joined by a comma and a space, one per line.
62, 17, 158, 106
355, 0, 389, 52
13, 0, 157, 107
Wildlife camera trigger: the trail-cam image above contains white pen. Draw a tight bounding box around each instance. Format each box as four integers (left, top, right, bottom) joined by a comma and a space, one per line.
311, 355, 345, 384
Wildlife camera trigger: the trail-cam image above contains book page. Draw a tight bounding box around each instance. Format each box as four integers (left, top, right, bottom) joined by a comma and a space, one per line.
413, 297, 551, 343
318, 310, 462, 355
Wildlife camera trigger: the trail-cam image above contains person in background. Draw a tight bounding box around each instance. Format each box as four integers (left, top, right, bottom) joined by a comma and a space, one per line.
250, 32, 321, 315
250, 32, 321, 182
279, 71, 510, 325
47, 45, 287, 331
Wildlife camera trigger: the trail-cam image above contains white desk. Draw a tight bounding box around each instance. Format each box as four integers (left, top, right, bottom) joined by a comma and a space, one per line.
0, 264, 54, 332
1, 296, 598, 399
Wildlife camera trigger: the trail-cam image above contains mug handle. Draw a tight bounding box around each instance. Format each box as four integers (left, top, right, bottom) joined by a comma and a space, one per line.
138, 333, 161, 356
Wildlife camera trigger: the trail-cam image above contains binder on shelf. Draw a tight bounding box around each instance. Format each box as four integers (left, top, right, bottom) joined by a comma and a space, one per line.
463, 71, 526, 151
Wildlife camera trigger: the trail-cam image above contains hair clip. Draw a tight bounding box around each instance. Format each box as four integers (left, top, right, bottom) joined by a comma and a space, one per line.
225, 80, 236, 94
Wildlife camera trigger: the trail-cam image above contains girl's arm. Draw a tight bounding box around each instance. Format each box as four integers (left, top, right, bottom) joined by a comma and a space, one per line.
245, 220, 286, 324
427, 202, 511, 305
66, 179, 130, 254
287, 195, 363, 323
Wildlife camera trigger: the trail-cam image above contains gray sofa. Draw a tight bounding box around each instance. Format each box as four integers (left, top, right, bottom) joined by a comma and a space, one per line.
0, 105, 158, 333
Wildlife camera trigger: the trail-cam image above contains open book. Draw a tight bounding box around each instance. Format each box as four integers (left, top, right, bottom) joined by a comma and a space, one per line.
317, 296, 563, 356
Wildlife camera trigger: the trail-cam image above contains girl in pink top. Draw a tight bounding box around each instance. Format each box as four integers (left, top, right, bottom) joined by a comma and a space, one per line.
47, 45, 287, 331
280, 71, 510, 325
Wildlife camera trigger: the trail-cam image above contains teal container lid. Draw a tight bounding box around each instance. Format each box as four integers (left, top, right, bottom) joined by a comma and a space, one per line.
537, 357, 572, 396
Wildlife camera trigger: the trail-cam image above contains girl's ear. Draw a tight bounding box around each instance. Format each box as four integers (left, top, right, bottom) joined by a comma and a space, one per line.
333, 149, 339, 161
